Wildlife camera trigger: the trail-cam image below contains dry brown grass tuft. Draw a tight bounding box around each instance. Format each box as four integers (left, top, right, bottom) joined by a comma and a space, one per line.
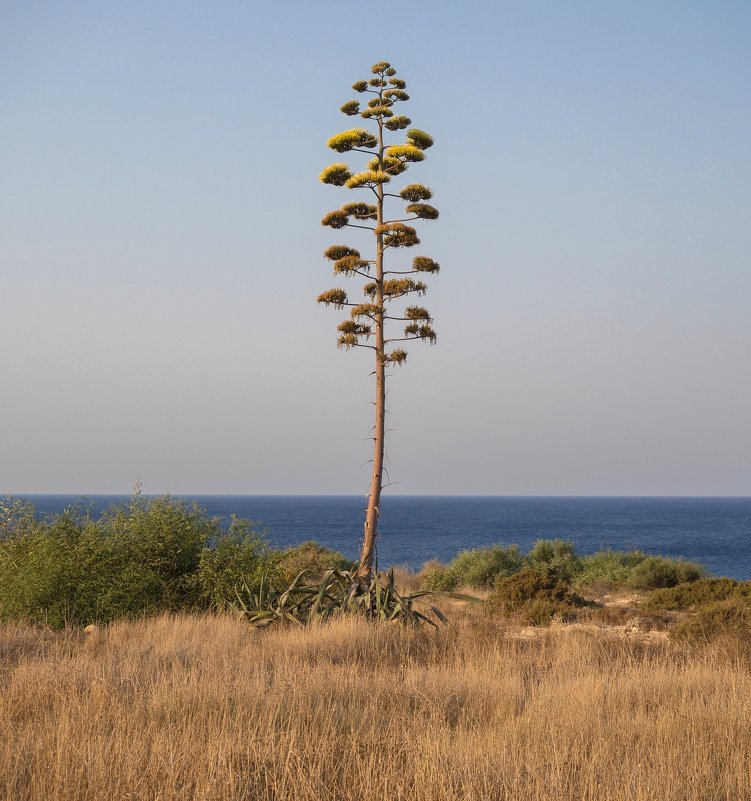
1, 613, 749, 800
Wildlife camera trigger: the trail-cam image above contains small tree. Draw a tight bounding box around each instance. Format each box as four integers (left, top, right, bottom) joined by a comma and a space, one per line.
318, 61, 439, 579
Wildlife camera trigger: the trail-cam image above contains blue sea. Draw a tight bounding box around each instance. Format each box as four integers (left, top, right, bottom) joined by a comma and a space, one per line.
15, 495, 751, 580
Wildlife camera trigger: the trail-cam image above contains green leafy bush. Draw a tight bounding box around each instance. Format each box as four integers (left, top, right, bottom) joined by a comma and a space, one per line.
525, 539, 582, 582
671, 598, 751, 645
486, 567, 587, 625
418, 546, 522, 591
418, 560, 459, 591
627, 556, 705, 591
643, 578, 751, 611
195, 517, 277, 610
449, 545, 523, 589
274, 540, 350, 585
0, 506, 86, 627
574, 550, 649, 590
0, 496, 273, 627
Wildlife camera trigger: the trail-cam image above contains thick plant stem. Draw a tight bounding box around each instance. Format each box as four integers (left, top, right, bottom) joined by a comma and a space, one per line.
359, 111, 386, 579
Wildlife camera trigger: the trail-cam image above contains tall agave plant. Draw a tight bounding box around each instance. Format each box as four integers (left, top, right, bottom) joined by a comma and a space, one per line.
318, 61, 439, 580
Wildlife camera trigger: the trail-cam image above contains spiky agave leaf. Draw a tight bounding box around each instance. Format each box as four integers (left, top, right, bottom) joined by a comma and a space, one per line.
321, 210, 349, 229
405, 202, 439, 220
384, 115, 412, 131
324, 244, 360, 261
412, 256, 440, 273
406, 128, 434, 150
326, 128, 377, 152
345, 170, 390, 188
341, 201, 377, 219
340, 100, 360, 116
320, 163, 352, 186
400, 183, 433, 201
317, 288, 348, 308
235, 567, 474, 628
385, 144, 425, 162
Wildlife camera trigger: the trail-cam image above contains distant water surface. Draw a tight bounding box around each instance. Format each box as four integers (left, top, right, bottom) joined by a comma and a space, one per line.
16, 495, 751, 580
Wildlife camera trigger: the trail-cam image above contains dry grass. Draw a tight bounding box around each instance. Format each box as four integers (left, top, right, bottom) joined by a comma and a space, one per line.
1, 611, 750, 801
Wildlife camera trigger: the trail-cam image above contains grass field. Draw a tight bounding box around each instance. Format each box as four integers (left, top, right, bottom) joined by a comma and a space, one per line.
1, 610, 749, 801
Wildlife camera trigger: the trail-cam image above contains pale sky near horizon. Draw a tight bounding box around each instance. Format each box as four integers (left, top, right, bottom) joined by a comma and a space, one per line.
1, 1, 750, 496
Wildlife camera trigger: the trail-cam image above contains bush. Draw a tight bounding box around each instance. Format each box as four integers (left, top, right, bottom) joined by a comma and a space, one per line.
526, 539, 582, 582
643, 578, 751, 612
486, 567, 587, 625
627, 556, 705, 591
418, 546, 522, 591
671, 599, 751, 645
574, 550, 649, 591
0, 496, 271, 627
448, 545, 523, 589
195, 517, 277, 610
274, 540, 350, 585
0, 507, 89, 628
418, 560, 459, 592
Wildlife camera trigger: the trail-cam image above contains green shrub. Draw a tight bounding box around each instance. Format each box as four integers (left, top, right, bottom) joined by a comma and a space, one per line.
448, 545, 522, 589
574, 550, 649, 590
274, 540, 350, 585
486, 567, 587, 625
627, 556, 705, 591
420, 546, 523, 591
418, 560, 459, 592
643, 578, 751, 611
195, 517, 277, 610
526, 539, 582, 582
0, 497, 39, 540
671, 598, 751, 645
0, 496, 271, 627
0, 508, 87, 627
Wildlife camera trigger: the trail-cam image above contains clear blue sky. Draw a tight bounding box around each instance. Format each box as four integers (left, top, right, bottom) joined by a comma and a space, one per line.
1, 1, 749, 495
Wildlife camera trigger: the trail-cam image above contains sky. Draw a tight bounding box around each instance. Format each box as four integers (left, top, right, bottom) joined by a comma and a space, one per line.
1, 1, 750, 495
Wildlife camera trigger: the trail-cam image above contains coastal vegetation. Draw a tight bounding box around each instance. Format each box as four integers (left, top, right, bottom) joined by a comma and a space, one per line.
1, 495, 747, 642
2, 495, 751, 799
0, 495, 345, 627
418, 540, 705, 594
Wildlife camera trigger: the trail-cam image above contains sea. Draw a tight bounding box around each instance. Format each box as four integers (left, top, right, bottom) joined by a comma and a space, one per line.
13, 495, 751, 581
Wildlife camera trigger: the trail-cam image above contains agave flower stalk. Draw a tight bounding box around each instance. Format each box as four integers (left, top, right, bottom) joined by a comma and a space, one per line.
318, 61, 439, 579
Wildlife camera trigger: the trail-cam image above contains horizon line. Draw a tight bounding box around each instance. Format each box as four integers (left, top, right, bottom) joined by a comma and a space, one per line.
7, 492, 751, 500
